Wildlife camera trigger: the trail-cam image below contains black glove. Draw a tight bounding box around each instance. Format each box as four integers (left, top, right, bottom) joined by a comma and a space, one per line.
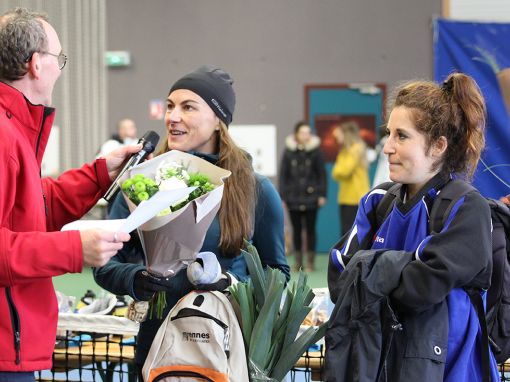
195, 272, 234, 292
133, 270, 171, 301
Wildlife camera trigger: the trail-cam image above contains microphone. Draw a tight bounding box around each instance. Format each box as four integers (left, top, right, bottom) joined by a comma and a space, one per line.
103, 130, 160, 203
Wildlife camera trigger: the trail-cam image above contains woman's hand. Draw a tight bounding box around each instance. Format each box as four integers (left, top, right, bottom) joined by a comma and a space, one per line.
133, 270, 173, 301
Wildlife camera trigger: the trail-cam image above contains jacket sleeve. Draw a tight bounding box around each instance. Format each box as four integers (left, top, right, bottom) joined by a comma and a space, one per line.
0, 229, 83, 287
93, 193, 144, 299
252, 176, 290, 281
0, 153, 83, 286
331, 144, 363, 181
43, 158, 111, 231
328, 187, 385, 302
391, 191, 492, 313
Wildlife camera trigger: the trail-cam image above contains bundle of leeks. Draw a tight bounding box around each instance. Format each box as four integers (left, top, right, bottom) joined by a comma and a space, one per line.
229, 242, 327, 382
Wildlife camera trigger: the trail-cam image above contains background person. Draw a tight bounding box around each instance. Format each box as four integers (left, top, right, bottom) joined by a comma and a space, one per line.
93, 66, 290, 375
0, 8, 135, 381
328, 73, 499, 381
331, 120, 370, 237
279, 121, 326, 272
97, 117, 138, 157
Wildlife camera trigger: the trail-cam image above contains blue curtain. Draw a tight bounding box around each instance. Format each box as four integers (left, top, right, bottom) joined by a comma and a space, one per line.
434, 18, 510, 198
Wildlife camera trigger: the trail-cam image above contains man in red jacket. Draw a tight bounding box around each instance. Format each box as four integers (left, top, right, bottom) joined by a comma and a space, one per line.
0, 8, 137, 381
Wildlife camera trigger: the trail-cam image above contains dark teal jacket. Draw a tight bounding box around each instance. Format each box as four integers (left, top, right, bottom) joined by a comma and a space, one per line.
93, 152, 289, 366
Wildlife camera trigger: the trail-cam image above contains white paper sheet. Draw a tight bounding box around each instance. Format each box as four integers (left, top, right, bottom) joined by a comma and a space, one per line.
61, 187, 196, 233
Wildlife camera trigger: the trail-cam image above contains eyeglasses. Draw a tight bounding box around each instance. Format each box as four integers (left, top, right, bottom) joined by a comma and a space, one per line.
40, 51, 67, 70
25, 51, 67, 70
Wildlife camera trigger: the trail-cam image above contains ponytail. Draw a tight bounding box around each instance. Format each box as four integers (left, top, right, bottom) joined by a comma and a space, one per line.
440, 73, 486, 178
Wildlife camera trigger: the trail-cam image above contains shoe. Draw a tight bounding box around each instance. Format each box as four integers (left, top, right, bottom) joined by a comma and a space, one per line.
75, 289, 96, 310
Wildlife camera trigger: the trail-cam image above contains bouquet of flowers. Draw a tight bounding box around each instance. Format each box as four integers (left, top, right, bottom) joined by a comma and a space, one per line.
118, 150, 231, 318
121, 160, 216, 215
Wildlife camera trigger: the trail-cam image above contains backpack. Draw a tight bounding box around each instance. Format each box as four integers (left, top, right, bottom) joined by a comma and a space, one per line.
142, 290, 249, 382
375, 180, 510, 366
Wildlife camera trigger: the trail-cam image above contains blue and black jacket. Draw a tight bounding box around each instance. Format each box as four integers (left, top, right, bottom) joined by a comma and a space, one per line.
328, 173, 500, 382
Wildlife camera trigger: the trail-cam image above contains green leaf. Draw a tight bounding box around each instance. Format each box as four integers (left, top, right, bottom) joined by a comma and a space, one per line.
242, 247, 266, 308
270, 323, 327, 381
249, 274, 285, 373
272, 289, 293, 339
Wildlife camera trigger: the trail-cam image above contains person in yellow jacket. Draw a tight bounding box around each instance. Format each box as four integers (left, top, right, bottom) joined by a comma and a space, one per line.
331, 121, 370, 236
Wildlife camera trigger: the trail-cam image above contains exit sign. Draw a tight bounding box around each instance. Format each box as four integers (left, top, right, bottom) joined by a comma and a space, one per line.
105, 51, 131, 67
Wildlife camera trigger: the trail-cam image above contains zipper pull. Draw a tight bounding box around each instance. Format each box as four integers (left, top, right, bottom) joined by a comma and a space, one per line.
224, 328, 230, 359
42, 193, 48, 216
14, 331, 20, 364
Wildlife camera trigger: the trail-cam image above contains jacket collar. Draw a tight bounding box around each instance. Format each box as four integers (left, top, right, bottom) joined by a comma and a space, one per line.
187, 151, 219, 164
285, 134, 321, 152
400, 172, 452, 205
0, 81, 55, 165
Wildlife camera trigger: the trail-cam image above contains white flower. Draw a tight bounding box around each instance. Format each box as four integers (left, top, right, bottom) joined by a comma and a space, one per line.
155, 160, 190, 183
159, 177, 189, 211
159, 177, 188, 192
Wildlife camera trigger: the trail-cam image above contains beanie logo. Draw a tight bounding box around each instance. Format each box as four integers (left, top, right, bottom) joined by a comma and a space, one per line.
211, 98, 227, 119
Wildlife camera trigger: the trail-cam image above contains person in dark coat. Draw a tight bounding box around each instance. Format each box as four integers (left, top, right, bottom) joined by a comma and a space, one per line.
279, 121, 327, 271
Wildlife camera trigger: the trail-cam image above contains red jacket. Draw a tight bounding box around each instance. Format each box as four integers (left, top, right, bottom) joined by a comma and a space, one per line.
0, 82, 111, 371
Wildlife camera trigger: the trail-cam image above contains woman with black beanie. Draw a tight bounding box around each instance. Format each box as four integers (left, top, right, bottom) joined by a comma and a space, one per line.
93, 66, 290, 375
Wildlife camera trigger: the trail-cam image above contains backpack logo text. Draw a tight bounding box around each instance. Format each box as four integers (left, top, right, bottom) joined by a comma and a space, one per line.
182, 331, 210, 343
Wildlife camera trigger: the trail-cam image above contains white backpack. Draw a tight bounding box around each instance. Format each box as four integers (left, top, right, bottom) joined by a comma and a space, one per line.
142, 290, 249, 382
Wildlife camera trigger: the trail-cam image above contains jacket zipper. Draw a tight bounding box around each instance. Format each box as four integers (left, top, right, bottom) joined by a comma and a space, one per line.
35, 108, 52, 159
38, 109, 51, 217
42, 192, 48, 216
154, 370, 214, 382
5, 288, 21, 364
171, 308, 230, 358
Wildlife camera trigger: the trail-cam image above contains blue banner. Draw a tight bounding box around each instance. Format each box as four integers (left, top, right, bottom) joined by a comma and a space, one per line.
434, 18, 510, 198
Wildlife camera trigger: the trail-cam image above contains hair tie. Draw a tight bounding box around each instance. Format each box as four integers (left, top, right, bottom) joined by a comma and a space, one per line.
442, 78, 454, 94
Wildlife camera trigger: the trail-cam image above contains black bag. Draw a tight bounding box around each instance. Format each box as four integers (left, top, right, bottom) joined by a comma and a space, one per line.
375, 180, 510, 365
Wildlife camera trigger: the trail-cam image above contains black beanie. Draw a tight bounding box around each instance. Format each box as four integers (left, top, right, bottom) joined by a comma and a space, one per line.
169, 65, 236, 125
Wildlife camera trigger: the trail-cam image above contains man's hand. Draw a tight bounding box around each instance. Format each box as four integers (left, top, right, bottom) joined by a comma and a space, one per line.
501, 194, 510, 206
103, 143, 142, 181
133, 270, 173, 301
80, 230, 130, 267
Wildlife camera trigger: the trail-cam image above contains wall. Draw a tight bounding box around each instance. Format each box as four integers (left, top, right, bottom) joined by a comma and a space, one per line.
1, 0, 107, 171
106, 0, 441, 169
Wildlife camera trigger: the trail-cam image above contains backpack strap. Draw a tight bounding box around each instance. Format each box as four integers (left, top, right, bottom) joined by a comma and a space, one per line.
465, 289, 491, 382
430, 180, 492, 381
374, 182, 401, 229
428, 180, 474, 234
488, 199, 510, 230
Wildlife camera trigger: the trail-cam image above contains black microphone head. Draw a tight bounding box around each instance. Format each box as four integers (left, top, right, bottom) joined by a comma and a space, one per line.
139, 130, 160, 154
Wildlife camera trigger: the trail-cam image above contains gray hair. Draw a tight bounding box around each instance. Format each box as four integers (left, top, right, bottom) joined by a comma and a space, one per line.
0, 8, 49, 81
